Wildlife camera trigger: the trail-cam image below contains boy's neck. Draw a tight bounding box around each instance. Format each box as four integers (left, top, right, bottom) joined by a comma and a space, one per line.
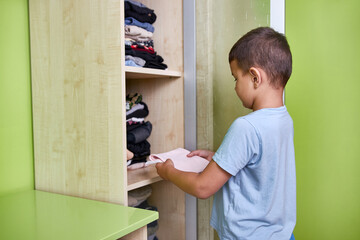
252, 88, 284, 111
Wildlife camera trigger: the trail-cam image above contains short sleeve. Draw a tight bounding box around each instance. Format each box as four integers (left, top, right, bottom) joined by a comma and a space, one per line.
213, 118, 260, 176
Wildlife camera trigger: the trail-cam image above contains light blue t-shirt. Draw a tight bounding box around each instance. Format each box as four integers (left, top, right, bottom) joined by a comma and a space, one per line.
211, 106, 296, 240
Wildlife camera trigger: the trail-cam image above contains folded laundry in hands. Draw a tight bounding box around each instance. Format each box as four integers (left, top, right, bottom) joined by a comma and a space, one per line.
148, 148, 210, 173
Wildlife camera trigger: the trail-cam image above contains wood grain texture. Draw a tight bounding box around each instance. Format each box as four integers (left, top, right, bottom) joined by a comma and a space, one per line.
195, 0, 215, 239
125, 66, 181, 79
127, 165, 162, 191
29, 0, 127, 204
148, 181, 185, 240
30, 0, 185, 238
121, 226, 147, 240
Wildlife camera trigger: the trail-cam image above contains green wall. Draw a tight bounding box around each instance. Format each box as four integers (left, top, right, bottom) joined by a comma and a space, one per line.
286, 0, 360, 239
0, 0, 34, 196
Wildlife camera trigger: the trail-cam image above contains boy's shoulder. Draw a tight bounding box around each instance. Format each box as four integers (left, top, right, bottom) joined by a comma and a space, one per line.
228, 117, 258, 138
234, 106, 292, 131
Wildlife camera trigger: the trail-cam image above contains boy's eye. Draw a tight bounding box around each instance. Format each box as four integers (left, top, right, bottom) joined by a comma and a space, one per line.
234, 78, 237, 82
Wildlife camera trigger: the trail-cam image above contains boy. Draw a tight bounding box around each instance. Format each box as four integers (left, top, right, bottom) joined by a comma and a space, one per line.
156, 27, 296, 240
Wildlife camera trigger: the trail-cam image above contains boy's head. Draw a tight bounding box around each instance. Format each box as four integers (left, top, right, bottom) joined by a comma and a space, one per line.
229, 27, 292, 89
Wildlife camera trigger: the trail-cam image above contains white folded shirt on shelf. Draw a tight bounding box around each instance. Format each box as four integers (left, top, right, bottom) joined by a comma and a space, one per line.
147, 148, 210, 173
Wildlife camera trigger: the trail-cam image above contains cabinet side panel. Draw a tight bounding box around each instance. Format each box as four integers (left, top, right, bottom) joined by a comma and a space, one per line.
29, 0, 126, 204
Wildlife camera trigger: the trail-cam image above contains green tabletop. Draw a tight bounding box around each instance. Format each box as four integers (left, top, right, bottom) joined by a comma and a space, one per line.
0, 190, 158, 240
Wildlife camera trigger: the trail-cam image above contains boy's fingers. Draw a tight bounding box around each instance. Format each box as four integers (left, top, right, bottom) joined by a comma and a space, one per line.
187, 150, 200, 157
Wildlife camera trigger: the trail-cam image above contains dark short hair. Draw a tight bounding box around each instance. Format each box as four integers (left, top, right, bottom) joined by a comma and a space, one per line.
229, 27, 292, 88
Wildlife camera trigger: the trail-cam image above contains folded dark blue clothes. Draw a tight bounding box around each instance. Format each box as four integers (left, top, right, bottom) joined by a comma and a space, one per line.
144, 61, 167, 70
127, 140, 151, 156
125, 48, 167, 69
126, 101, 149, 119
124, 0, 147, 8
127, 122, 144, 132
127, 121, 152, 144
125, 46, 164, 63
124, 1, 157, 24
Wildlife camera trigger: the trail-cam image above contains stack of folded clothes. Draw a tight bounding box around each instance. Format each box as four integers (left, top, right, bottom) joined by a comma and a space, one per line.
124, 0, 168, 70
126, 93, 152, 169
128, 186, 159, 240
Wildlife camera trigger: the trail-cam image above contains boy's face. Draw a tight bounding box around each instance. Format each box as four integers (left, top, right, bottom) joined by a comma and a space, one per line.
230, 60, 255, 109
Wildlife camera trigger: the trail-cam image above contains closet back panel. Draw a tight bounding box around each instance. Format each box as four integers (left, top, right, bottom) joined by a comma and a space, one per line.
126, 0, 185, 239
138, 0, 184, 71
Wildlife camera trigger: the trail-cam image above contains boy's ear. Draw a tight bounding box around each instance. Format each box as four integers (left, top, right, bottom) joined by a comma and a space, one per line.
249, 67, 262, 88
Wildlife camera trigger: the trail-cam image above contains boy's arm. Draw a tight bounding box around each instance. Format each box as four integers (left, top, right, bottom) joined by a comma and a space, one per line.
155, 159, 231, 199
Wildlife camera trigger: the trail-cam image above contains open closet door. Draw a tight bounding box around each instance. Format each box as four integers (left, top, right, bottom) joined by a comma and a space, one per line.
184, 0, 285, 239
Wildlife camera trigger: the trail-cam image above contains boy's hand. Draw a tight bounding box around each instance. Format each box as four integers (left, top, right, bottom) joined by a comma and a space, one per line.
187, 149, 215, 162
155, 159, 174, 181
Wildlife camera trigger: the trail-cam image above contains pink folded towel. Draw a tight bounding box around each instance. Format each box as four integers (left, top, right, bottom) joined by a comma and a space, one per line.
148, 148, 210, 173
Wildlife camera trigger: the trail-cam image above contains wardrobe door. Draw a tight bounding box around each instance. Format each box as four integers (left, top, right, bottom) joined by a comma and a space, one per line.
29, 0, 127, 204
195, 0, 272, 239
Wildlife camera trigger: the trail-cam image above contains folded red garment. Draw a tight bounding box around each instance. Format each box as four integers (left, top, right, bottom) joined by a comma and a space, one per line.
148, 148, 210, 173
130, 44, 155, 54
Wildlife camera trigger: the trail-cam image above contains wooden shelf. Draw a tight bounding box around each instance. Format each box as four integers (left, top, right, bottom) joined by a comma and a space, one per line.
125, 66, 182, 79
127, 165, 163, 191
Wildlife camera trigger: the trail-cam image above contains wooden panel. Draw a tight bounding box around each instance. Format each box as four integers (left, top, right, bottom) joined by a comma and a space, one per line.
125, 66, 182, 79
29, 0, 127, 204
127, 165, 162, 191
195, 0, 215, 239
121, 226, 147, 240
148, 181, 185, 240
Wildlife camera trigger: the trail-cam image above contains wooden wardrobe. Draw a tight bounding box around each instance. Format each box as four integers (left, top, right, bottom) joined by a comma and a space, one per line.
29, 0, 185, 239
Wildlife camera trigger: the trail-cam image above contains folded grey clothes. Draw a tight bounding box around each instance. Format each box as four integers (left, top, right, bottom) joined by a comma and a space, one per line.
125, 55, 146, 67
127, 121, 152, 144
128, 185, 152, 207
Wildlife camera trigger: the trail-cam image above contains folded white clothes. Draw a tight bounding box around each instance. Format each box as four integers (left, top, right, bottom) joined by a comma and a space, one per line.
125, 34, 152, 42
148, 148, 210, 173
125, 25, 153, 38
127, 162, 146, 170
126, 117, 145, 123
126, 103, 144, 115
